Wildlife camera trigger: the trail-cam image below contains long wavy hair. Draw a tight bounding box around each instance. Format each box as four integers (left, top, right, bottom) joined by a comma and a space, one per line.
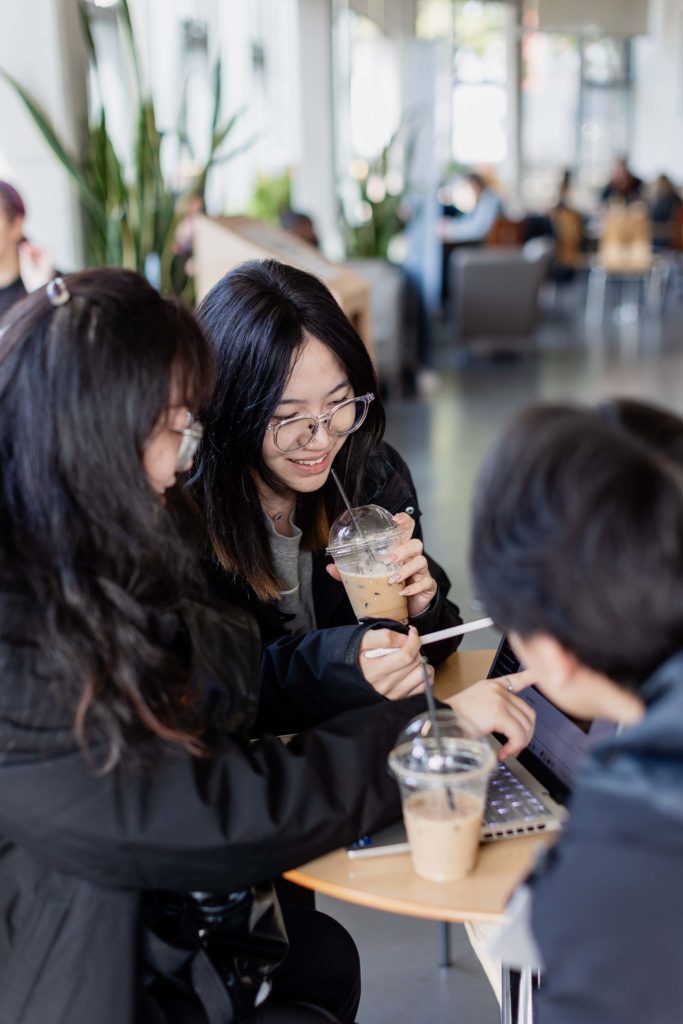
193, 259, 386, 601
0, 269, 214, 770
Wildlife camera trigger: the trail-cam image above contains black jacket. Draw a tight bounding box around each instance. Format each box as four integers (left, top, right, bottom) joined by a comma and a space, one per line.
207, 443, 463, 729
531, 653, 683, 1023
0, 595, 430, 1024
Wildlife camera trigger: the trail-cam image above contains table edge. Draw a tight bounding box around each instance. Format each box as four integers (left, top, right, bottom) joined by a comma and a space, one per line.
282, 868, 506, 925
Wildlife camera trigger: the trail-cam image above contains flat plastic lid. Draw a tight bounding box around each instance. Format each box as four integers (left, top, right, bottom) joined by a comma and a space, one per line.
326, 503, 402, 556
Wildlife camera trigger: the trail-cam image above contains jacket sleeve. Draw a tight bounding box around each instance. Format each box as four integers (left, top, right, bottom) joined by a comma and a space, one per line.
0, 695, 426, 895
255, 623, 386, 735
530, 796, 683, 1024
382, 444, 463, 666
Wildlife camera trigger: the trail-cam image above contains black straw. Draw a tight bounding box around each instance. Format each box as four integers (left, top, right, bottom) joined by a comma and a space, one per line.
330, 467, 379, 564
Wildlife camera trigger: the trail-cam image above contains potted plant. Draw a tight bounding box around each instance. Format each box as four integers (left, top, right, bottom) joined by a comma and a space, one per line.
1, 0, 249, 297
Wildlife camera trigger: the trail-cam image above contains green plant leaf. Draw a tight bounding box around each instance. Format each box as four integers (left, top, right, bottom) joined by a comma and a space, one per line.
210, 56, 223, 140
0, 68, 106, 228
77, 0, 98, 67
118, 0, 145, 98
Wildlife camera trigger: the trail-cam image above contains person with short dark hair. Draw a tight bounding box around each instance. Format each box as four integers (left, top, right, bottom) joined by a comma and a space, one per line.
471, 402, 683, 1023
0, 181, 54, 320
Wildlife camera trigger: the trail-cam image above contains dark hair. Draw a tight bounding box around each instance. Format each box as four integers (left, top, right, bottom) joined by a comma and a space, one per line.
466, 172, 486, 190
597, 397, 683, 467
0, 269, 214, 769
470, 404, 683, 690
0, 181, 26, 221
194, 259, 385, 600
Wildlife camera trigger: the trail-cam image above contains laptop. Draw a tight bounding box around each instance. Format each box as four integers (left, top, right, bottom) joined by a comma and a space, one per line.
348, 636, 616, 858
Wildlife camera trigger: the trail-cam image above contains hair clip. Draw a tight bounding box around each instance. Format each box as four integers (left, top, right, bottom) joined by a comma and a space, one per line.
46, 276, 70, 308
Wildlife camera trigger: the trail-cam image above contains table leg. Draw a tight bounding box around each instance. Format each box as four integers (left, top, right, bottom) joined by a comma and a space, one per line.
500, 964, 513, 1024
518, 967, 535, 1024
438, 920, 452, 967
586, 267, 607, 325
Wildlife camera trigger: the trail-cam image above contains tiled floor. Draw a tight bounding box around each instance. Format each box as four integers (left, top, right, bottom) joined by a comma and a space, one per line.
320, 295, 683, 1023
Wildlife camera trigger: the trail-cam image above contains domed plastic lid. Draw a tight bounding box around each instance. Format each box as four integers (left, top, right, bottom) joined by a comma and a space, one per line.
388, 709, 495, 785
326, 503, 403, 557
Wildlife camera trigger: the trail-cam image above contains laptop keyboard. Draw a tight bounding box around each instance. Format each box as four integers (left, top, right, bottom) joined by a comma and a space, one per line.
482, 762, 554, 839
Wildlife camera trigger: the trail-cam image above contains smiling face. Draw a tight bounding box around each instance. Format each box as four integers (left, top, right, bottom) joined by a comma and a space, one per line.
261, 335, 353, 494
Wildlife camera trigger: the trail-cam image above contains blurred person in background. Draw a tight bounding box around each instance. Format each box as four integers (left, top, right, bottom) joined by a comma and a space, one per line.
647, 174, 682, 250
279, 209, 320, 249
436, 171, 503, 245
0, 181, 54, 320
600, 157, 643, 205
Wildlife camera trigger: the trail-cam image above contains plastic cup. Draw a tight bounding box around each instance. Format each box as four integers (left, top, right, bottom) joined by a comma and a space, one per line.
388, 710, 495, 882
326, 504, 408, 624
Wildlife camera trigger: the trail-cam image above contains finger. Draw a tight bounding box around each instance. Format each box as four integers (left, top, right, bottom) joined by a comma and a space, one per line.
360, 627, 411, 652
381, 661, 431, 700
386, 539, 422, 565
400, 577, 437, 598
392, 554, 428, 583
495, 704, 536, 759
392, 512, 415, 539
362, 631, 423, 687
326, 564, 342, 582
493, 669, 535, 695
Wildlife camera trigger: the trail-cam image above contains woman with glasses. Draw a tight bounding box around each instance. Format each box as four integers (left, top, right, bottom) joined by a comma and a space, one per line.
0, 268, 460, 1024
192, 258, 466, 717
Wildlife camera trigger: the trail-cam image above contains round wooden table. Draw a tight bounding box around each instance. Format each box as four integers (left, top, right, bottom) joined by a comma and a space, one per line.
285, 650, 548, 1023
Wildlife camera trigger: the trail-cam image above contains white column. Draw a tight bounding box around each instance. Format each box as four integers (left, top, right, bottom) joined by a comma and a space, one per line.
293, 0, 341, 258
504, 1, 523, 212
0, 0, 87, 269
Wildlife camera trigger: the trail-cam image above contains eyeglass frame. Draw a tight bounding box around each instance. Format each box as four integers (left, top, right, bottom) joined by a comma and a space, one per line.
265, 392, 375, 453
169, 410, 204, 470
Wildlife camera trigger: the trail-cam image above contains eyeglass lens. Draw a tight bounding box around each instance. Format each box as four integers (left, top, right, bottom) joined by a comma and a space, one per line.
275, 397, 368, 453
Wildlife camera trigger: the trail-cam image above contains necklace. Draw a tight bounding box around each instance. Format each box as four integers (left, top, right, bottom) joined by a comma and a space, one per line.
263, 501, 292, 524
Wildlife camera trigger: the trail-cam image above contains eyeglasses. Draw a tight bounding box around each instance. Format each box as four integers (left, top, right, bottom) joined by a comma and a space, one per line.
266, 393, 375, 454
170, 410, 204, 470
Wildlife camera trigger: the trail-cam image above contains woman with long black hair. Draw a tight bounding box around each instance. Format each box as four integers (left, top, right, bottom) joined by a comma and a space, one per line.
194, 259, 460, 697
0, 268, 466, 1024
193, 260, 532, 740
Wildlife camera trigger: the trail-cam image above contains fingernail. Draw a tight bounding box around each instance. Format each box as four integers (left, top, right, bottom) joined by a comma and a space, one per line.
388, 573, 402, 585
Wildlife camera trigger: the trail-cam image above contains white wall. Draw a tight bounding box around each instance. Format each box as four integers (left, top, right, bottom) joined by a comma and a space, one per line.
0, 0, 87, 269
631, 0, 683, 182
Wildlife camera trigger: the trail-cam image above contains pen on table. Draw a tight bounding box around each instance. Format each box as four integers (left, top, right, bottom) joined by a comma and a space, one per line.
363, 616, 494, 659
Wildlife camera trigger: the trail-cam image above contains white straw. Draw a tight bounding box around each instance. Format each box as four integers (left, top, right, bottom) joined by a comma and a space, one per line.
363, 616, 493, 659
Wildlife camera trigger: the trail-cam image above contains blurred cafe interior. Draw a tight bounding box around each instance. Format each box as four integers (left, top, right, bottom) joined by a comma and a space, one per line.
1, 1, 682, 1021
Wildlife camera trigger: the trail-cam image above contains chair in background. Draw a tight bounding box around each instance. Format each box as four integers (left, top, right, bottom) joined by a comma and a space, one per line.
486, 216, 526, 247
586, 203, 669, 323
450, 238, 554, 355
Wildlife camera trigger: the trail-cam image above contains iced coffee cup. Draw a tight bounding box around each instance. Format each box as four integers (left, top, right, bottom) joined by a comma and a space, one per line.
388, 710, 495, 882
326, 504, 409, 624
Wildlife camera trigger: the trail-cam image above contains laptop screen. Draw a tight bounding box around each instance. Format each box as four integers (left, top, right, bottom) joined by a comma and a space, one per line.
488, 636, 615, 802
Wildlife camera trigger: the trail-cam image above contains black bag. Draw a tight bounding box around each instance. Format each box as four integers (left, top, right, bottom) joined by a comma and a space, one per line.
142, 884, 289, 1024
